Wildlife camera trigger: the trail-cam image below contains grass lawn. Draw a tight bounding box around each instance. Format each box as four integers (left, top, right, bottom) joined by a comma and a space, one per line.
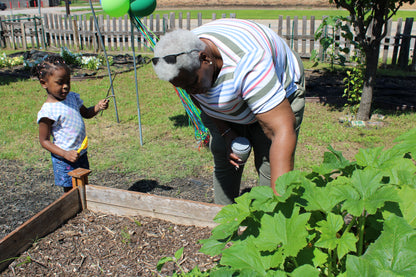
1, 58, 415, 184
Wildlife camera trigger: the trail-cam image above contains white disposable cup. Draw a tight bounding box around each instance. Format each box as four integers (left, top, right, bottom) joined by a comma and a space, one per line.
231, 137, 251, 164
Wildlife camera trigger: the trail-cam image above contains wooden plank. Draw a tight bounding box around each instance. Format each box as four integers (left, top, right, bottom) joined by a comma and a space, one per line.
392, 18, 403, 65
301, 16, 307, 56
89, 16, 95, 51
277, 15, 283, 37
21, 21, 26, 49
310, 16, 315, 56
186, 12, 190, 30
293, 16, 298, 52
86, 185, 223, 228
398, 17, 414, 68
285, 16, 290, 45
382, 19, 393, 64
0, 188, 81, 272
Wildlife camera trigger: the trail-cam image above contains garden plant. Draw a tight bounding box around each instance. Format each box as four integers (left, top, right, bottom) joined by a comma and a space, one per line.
158, 128, 416, 276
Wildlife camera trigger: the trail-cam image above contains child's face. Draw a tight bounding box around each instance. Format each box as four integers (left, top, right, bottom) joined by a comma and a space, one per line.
41, 67, 71, 101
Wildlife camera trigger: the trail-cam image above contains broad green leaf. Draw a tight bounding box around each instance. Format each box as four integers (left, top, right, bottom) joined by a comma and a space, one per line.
264, 248, 285, 270
220, 239, 267, 276
296, 246, 328, 268
332, 168, 398, 216
346, 255, 380, 277
214, 193, 251, 224
347, 215, 416, 276
198, 237, 227, 257
355, 146, 387, 167
315, 213, 357, 259
312, 145, 354, 176
211, 195, 252, 239
249, 186, 279, 213
393, 128, 416, 156
386, 165, 416, 186
356, 146, 416, 186
291, 264, 320, 277
208, 267, 236, 277
302, 182, 343, 213
315, 213, 345, 250
397, 186, 416, 228
265, 271, 286, 277
337, 232, 357, 259
256, 207, 310, 257
274, 170, 305, 201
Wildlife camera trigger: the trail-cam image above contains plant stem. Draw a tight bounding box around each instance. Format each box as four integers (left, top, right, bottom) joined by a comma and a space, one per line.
328, 249, 333, 277
357, 212, 366, 256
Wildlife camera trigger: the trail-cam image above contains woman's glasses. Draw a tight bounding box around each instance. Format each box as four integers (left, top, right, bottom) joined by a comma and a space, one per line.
152, 49, 199, 65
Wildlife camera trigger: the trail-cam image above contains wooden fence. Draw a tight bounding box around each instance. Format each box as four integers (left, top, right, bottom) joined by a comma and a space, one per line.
0, 12, 415, 69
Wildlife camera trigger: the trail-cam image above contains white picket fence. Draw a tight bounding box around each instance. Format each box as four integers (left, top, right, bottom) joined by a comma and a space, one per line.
1, 12, 415, 68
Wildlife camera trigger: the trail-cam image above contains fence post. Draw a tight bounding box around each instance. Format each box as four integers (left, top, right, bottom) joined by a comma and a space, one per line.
310, 15, 315, 56
398, 17, 413, 69
391, 18, 403, 65
186, 12, 190, 30
381, 19, 392, 65
72, 16, 79, 50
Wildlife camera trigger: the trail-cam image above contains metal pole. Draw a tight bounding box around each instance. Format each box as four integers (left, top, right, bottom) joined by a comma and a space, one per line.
88, 0, 120, 123
130, 18, 144, 146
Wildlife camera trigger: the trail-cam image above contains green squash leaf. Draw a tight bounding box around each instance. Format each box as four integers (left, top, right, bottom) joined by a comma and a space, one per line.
220, 238, 267, 276
332, 168, 398, 216
256, 207, 310, 257
346, 215, 416, 276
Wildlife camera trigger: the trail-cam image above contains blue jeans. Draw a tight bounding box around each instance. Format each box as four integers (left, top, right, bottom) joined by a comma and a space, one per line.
51, 153, 90, 188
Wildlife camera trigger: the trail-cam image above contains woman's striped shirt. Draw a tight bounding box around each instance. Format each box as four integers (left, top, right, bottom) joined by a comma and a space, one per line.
192, 18, 302, 124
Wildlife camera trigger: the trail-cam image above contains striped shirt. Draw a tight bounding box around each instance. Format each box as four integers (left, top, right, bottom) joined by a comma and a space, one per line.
192, 18, 302, 124
37, 92, 87, 154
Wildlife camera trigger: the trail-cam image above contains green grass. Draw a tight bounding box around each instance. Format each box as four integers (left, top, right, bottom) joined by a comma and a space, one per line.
65, 5, 415, 21
0, 57, 415, 184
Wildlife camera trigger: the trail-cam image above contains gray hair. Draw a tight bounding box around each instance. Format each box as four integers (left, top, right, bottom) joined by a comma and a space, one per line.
153, 29, 206, 81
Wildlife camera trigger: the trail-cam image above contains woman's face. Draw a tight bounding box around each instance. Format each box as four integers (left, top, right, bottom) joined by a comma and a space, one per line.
170, 61, 215, 95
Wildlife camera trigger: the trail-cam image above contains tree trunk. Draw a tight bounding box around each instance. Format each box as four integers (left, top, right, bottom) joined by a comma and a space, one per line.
356, 45, 380, 121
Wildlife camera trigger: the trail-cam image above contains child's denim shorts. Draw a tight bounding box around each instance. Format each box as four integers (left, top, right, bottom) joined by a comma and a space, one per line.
51, 153, 90, 188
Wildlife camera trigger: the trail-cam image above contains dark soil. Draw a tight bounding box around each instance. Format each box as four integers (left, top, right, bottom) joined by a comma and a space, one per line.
1, 51, 415, 276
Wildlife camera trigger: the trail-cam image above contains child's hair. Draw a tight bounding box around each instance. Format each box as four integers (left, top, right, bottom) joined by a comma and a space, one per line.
32, 55, 70, 80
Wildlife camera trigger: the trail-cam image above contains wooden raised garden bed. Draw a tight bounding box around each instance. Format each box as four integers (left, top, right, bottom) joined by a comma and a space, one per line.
0, 168, 222, 273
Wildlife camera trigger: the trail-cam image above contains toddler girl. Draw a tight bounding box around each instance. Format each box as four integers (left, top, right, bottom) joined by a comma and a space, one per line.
34, 55, 109, 192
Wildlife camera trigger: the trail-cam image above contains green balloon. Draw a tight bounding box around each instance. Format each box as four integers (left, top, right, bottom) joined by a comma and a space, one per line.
130, 0, 157, 18
101, 0, 129, 17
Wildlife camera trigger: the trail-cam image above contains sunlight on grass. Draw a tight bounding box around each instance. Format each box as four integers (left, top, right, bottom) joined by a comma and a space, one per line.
1, 58, 415, 183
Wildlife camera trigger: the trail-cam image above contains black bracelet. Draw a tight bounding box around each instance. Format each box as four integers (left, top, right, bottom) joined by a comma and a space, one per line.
221, 128, 232, 137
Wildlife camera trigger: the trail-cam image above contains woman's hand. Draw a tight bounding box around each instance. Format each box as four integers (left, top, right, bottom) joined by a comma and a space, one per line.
222, 129, 242, 168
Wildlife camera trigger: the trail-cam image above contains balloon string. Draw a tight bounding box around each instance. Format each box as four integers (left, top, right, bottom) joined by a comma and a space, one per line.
130, 15, 209, 142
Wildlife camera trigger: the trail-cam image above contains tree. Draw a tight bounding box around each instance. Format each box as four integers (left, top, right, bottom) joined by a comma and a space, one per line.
329, 0, 415, 121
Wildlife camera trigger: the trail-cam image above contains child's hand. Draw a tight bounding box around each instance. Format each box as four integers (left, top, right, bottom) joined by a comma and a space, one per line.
97, 99, 109, 111
64, 150, 80, 163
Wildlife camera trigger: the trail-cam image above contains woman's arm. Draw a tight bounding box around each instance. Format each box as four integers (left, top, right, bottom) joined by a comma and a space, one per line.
255, 98, 297, 195
38, 118, 79, 162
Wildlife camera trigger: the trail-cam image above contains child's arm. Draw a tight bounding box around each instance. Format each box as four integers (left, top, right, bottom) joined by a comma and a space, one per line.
80, 99, 109, 119
38, 118, 79, 163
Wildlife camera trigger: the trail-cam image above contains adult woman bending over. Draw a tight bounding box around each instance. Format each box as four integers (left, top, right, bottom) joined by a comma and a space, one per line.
152, 19, 305, 205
